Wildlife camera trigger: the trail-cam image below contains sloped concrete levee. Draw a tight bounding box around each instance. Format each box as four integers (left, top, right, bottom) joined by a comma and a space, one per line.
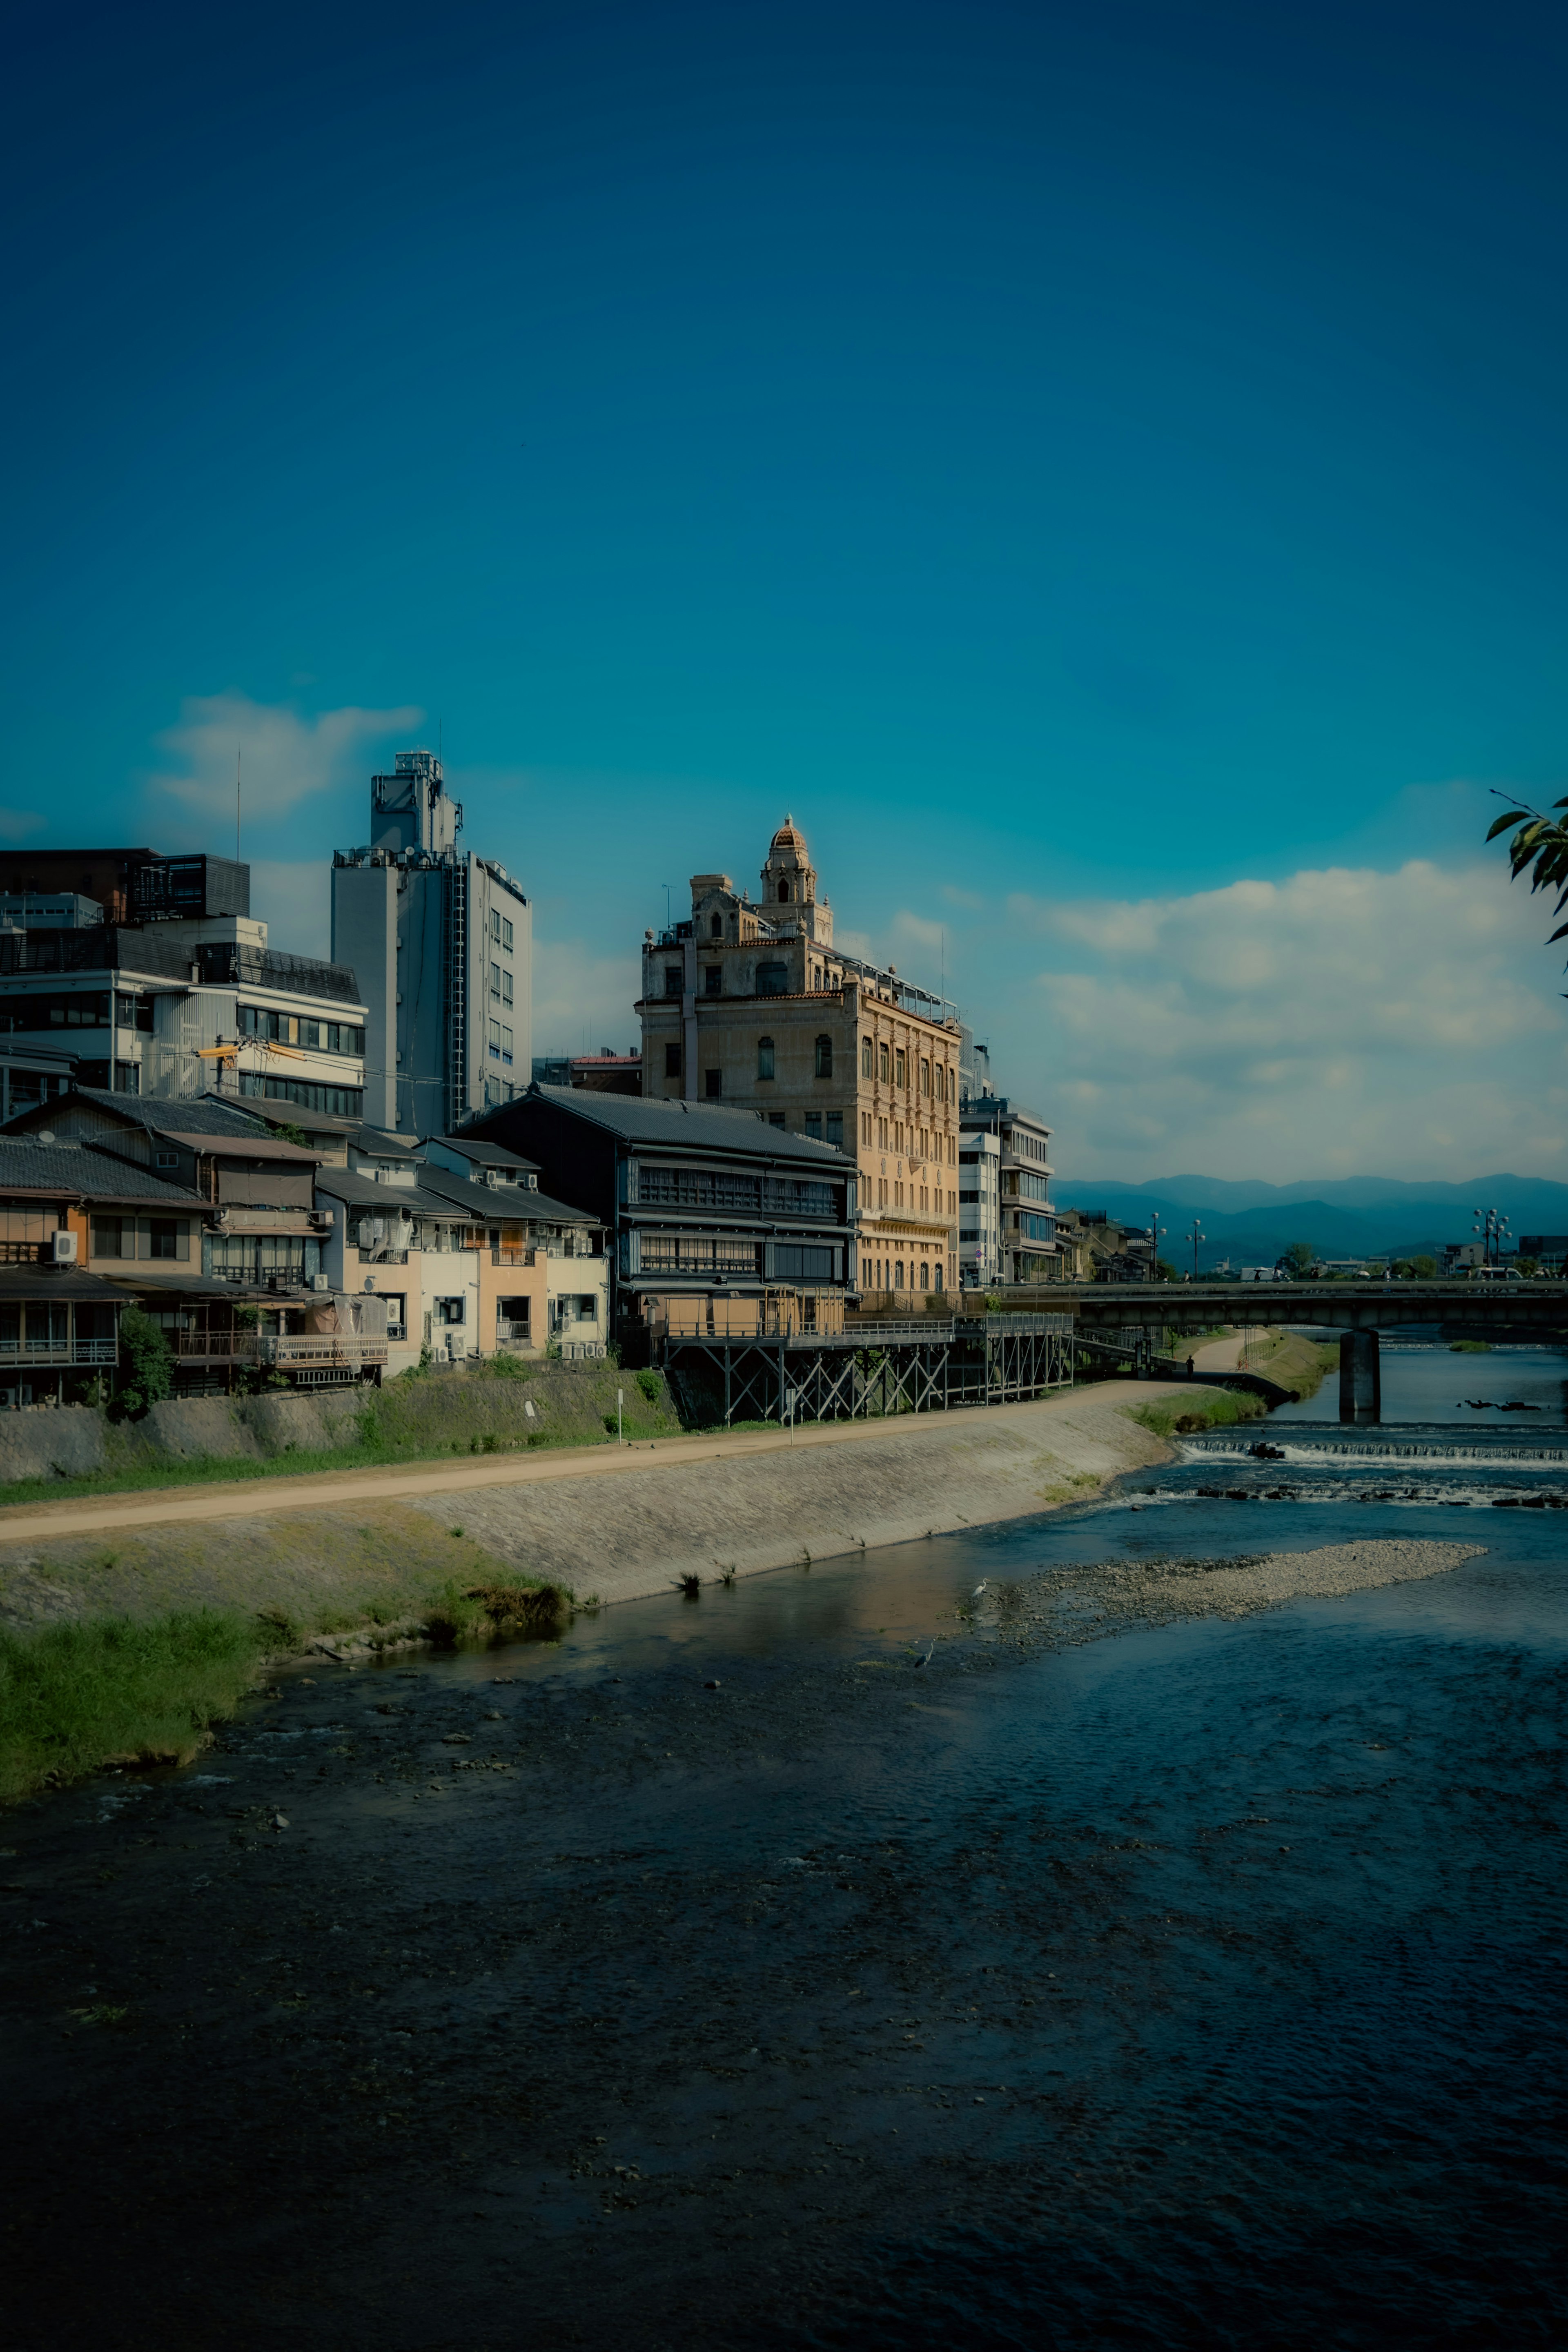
399, 1387, 1183, 1604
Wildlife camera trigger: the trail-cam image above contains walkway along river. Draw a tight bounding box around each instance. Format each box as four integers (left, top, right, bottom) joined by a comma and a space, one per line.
0, 1344, 1563, 2348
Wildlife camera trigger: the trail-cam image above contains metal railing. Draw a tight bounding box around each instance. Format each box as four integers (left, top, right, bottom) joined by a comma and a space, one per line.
0, 1339, 118, 1365
169, 1332, 388, 1366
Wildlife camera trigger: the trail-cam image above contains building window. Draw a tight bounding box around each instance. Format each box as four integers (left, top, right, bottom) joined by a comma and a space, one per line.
705, 1068, 723, 1098
934, 1263, 944, 1291
710, 913, 723, 938
778, 879, 791, 901
768, 1112, 785, 1127
861, 1111, 871, 1145
757, 1036, 775, 1081
491, 909, 501, 942
814, 1034, 832, 1079
489, 1018, 501, 1059
704, 966, 722, 996
502, 971, 513, 1006
664, 1042, 682, 1079
826, 1113, 843, 1147
490, 962, 501, 997
920, 1057, 931, 1095
154, 1149, 178, 1169
878, 1041, 889, 1082
757, 961, 788, 996
435, 1296, 466, 1326
861, 1036, 873, 1078
805, 1113, 822, 1138
895, 1048, 907, 1088
665, 965, 682, 998
894, 1261, 904, 1288
501, 1025, 513, 1066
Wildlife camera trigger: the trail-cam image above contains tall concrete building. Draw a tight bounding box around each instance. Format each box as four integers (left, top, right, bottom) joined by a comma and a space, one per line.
959, 1091, 1056, 1282
331, 750, 531, 1137
637, 818, 960, 1297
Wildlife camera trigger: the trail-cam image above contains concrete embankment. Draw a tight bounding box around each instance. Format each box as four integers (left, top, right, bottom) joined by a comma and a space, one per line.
0, 1382, 1214, 1624
402, 1384, 1191, 1604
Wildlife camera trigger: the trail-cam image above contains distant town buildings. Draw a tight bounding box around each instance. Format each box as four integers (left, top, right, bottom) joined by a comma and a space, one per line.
332, 749, 531, 1136
637, 820, 960, 1298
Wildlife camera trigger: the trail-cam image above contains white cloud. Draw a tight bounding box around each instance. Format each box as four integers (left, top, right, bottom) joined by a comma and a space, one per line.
0, 806, 45, 842
982, 861, 1568, 1180
150, 693, 422, 833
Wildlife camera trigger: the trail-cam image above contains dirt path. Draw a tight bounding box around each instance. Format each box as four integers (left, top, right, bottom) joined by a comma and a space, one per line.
0, 1380, 1201, 1552
1191, 1323, 1279, 1373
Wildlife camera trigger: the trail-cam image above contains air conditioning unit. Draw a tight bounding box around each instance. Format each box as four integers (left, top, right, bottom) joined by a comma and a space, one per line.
310, 1273, 329, 1292
51, 1230, 78, 1266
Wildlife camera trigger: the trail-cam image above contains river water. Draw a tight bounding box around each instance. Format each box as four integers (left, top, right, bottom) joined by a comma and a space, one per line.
2, 1347, 1564, 2348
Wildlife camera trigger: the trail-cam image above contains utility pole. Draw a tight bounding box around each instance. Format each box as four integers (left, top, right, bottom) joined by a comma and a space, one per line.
1185, 1219, 1205, 1281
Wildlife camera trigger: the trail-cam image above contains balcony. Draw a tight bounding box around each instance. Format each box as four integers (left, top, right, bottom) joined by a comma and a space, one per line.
491, 1247, 537, 1267
170, 1332, 389, 1368
0, 1240, 49, 1265
0, 1338, 118, 1366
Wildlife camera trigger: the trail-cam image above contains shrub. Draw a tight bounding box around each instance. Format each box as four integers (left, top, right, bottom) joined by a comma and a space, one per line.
112, 1307, 173, 1419
635, 1369, 662, 1404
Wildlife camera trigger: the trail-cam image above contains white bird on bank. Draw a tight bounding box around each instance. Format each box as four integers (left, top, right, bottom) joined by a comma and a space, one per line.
972, 1581, 989, 1599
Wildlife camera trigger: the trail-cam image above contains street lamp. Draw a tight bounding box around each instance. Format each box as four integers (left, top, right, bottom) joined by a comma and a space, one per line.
1472, 1207, 1510, 1268
1185, 1220, 1205, 1281
1148, 1209, 1162, 1280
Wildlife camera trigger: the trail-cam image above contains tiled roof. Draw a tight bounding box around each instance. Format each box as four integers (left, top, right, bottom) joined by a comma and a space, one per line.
482, 1084, 851, 1167
0, 1138, 205, 1204
415, 1164, 594, 1226
0, 1266, 129, 1303
2, 1086, 270, 1143
428, 1134, 540, 1170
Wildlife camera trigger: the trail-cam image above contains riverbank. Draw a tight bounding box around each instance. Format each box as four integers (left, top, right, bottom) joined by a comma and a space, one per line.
0, 1379, 1248, 1800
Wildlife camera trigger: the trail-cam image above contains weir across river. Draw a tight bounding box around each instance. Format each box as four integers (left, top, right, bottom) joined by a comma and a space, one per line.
657, 1283, 1568, 1428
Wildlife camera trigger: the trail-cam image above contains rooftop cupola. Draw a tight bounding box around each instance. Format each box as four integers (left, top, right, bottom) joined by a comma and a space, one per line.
760, 817, 832, 944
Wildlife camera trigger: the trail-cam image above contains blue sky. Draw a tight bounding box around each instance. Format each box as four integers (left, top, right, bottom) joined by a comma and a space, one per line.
4, 0, 1566, 1178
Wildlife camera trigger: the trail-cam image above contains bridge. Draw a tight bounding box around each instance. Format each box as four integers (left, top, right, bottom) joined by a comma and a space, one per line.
977, 1282, 1568, 1422
1042, 1280, 1568, 1335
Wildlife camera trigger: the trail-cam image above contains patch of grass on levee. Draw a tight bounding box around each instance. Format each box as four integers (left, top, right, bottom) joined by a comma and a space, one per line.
1450, 1338, 1493, 1354
1128, 1389, 1268, 1439
0, 1509, 574, 1803
0, 1609, 268, 1802
1244, 1330, 1343, 1397
0, 1360, 684, 1514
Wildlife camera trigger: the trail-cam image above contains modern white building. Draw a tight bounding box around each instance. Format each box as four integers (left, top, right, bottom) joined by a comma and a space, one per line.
956, 1126, 1001, 1286
0, 877, 367, 1118
330, 750, 531, 1137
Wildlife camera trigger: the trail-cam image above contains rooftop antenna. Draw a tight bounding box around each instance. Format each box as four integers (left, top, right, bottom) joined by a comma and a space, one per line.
236, 745, 241, 864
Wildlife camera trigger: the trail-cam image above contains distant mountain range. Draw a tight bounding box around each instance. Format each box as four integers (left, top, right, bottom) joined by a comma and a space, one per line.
1051, 1174, 1568, 1270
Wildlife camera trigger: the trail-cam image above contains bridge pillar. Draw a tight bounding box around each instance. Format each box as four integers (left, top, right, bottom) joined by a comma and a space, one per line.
1339, 1330, 1381, 1423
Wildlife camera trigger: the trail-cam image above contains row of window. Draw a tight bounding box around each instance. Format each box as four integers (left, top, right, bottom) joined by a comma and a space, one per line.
237, 1007, 365, 1056
489, 963, 514, 1004
488, 1020, 514, 1064
237, 1074, 364, 1117
860, 1037, 954, 1100
861, 1258, 945, 1293
89, 1216, 191, 1261
489, 909, 515, 951
1006, 1169, 1053, 1204
636, 1170, 839, 1215
666, 960, 795, 1000
861, 1115, 955, 1165
871, 1178, 955, 1214
753, 1033, 833, 1081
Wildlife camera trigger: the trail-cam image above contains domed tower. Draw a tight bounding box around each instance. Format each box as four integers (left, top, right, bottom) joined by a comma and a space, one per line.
761, 816, 832, 944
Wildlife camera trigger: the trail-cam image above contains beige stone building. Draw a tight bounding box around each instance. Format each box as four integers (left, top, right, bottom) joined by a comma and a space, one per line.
638, 820, 959, 1298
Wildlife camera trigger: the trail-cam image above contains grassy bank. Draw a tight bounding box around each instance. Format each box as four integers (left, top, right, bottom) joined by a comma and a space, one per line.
0, 1359, 684, 1515
0, 1505, 574, 1803
1244, 1329, 1343, 1398
1127, 1388, 1268, 1439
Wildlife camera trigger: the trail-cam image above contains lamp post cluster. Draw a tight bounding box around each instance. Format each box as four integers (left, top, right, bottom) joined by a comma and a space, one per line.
1472, 1207, 1510, 1268
1185, 1219, 1205, 1281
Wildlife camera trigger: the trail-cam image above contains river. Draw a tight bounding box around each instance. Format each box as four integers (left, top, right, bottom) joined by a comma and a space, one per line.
1, 1346, 1564, 2348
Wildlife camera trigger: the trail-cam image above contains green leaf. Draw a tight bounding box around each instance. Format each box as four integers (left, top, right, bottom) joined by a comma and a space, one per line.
1487, 810, 1531, 840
